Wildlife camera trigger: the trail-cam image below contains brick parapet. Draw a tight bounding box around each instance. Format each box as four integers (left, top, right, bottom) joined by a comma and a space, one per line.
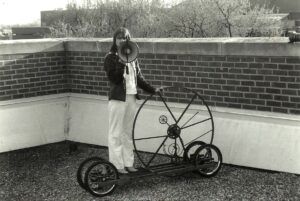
1, 38, 299, 114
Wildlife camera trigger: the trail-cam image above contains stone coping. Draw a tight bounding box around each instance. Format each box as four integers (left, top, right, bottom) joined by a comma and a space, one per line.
0, 37, 299, 56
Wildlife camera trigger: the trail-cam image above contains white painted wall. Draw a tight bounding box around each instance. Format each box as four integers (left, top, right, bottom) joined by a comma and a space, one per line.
67, 94, 300, 174
1, 93, 299, 174
0, 94, 68, 153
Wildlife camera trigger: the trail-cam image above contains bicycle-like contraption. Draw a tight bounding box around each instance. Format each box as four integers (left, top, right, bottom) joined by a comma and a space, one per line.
77, 86, 222, 197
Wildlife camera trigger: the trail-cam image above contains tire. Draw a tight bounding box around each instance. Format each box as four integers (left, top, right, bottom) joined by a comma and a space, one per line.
84, 160, 119, 197
76, 157, 103, 190
194, 144, 222, 177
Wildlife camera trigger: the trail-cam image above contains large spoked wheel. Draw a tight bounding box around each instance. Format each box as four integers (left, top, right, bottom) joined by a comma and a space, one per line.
84, 160, 119, 197
194, 144, 222, 177
77, 157, 103, 190
133, 87, 215, 168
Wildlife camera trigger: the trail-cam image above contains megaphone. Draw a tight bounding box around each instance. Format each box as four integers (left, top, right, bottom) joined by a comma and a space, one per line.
117, 40, 139, 63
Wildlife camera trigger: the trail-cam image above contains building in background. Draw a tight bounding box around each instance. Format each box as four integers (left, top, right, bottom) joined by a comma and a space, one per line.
11, 27, 50, 39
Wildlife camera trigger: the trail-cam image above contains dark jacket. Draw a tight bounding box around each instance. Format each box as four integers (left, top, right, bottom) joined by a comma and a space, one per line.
104, 52, 155, 101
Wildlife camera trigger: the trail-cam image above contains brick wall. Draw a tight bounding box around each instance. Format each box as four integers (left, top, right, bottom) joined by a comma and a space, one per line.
66, 51, 300, 114
0, 52, 68, 100
1, 39, 299, 115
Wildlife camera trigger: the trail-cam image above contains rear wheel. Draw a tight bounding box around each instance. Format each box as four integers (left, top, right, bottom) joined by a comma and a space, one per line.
84, 160, 119, 197
194, 144, 222, 177
77, 157, 103, 190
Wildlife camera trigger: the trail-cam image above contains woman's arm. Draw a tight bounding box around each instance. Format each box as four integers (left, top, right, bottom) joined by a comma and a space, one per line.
104, 53, 125, 84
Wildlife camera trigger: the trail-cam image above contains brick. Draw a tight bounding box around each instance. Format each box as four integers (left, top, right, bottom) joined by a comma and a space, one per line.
282, 102, 297, 108
264, 63, 277, 69
237, 74, 250, 80
243, 105, 256, 110
222, 62, 234, 67
185, 61, 196, 66
241, 81, 255, 86
230, 92, 243, 98
209, 73, 221, 78
201, 56, 213, 61
286, 57, 300, 64
209, 62, 221, 67
257, 106, 271, 111
270, 57, 285, 63
227, 56, 240, 62
249, 63, 263, 68
265, 76, 279, 82
174, 60, 184, 65
255, 57, 269, 63
256, 82, 270, 87
259, 94, 272, 99
280, 77, 295, 82
290, 109, 300, 115
214, 79, 226, 84
273, 70, 288, 76
236, 86, 249, 92
235, 63, 248, 68
291, 97, 300, 103
266, 88, 281, 94
278, 64, 294, 70
251, 87, 265, 93
228, 68, 242, 74
288, 83, 300, 89
245, 93, 258, 99
241, 57, 254, 62
243, 69, 257, 74
222, 85, 235, 91
16, 59, 28, 64
273, 108, 288, 113
167, 55, 177, 60
267, 101, 281, 107
282, 89, 297, 95
288, 71, 300, 76
214, 56, 226, 61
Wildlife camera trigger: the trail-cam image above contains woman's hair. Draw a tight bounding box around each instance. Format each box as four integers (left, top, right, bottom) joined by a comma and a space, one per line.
110, 27, 131, 53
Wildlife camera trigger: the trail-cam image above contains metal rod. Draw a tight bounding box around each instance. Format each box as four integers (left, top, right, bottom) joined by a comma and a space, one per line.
184, 130, 212, 146
176, 93, 197, 124
158, 92, 177, 123
146, 136, 169, 167
181, 118, 211, 130
181, 111, 199, 128
135, 135, 168, 141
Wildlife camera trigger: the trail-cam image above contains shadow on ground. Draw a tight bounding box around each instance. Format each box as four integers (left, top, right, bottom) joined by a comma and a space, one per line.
0, 142, 299, 201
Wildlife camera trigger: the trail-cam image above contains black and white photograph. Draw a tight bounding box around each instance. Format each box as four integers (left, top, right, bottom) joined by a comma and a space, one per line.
0, 0, 300, 200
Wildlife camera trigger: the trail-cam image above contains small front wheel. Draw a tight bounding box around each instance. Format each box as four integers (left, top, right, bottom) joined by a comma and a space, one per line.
77, 157, 103, 190
194, 144, 222, 177
84, 160, 119, 197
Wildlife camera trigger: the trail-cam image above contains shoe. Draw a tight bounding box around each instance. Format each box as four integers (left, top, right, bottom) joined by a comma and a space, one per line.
126, 167, 138, 172
117, 168, 128, 174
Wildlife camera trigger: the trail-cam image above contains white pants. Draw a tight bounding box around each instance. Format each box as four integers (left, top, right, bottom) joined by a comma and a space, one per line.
108, 95, 136, 169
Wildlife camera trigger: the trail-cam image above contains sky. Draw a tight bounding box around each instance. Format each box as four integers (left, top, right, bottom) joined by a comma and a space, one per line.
0, 0, 74, 26
0, 0, 179, 26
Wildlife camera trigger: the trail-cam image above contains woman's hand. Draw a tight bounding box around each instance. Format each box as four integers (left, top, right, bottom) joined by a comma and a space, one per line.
155, 87, 164, 93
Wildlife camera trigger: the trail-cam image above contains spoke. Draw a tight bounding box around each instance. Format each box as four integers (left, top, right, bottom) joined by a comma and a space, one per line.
176, 93, 197, 124
181, 111, 199, 128
184, 130, 212, 146
146, 136, 169, 167
158, 93, 177, 123
181, 118, 211, 129
135, 135, 168, 141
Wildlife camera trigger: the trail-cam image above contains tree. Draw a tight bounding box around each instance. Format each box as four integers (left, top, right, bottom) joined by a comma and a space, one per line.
46, 0, 281, 38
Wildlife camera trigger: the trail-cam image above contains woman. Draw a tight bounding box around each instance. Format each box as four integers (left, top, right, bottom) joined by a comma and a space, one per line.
104, 27, 158, 174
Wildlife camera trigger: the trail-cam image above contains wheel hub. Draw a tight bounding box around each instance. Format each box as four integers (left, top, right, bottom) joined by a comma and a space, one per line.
167, 124, 181, 139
